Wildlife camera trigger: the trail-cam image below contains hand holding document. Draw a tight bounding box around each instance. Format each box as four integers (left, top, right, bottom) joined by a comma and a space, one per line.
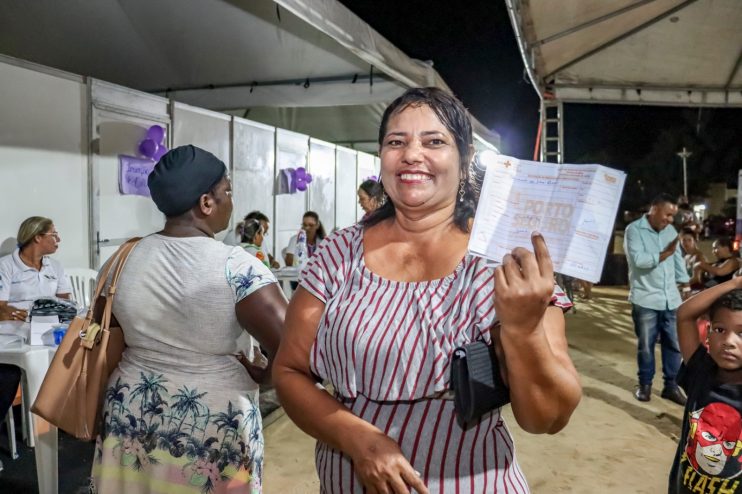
468, 154, 626, 283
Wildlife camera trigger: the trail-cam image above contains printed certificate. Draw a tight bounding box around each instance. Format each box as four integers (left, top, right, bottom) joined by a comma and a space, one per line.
469, 154, 626, 283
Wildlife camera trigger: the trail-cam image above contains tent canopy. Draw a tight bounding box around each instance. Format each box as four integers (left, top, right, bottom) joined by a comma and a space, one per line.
506, 0, 742, 107
0, 0, 499, 151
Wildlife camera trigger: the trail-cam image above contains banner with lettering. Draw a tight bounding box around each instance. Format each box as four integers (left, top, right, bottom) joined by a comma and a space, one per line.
119, 155, 155, 197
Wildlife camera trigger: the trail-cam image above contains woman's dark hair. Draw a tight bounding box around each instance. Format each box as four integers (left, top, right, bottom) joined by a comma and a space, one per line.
240, 219, 263, 244
680, 227, 698, 241
363, 87, 475, 233
244, 211, 269, 223
304, 211, 326, 240
358, 179, 384, 202
715, 236, 735, 253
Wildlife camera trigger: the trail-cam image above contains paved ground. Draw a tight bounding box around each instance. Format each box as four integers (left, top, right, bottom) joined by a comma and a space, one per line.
0, 286, 687, 493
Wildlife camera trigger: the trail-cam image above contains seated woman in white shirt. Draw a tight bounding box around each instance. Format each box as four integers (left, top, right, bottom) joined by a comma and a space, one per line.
0, 216, 72, 470
0, 216, 71, 320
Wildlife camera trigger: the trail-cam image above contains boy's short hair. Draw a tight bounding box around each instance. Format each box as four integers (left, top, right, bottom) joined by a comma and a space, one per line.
709, 289, 742, 320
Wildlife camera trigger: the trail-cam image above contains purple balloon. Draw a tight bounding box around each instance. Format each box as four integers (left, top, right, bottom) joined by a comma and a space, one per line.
146, 125, 166, 145
152, 144, 168, 162
305, 173, 313, 183
138, 139, 158, 158
295, 167, 307, 179
296, 181, 308, 192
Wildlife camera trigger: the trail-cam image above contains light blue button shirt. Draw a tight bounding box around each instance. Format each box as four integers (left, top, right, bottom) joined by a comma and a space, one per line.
624, 215, 690, 311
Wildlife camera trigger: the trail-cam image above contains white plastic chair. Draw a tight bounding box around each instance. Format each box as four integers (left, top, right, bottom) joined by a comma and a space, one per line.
65, 268, 98, 307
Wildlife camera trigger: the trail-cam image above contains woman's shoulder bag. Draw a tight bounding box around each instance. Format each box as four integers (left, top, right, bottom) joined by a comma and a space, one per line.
31, 238, 140, 441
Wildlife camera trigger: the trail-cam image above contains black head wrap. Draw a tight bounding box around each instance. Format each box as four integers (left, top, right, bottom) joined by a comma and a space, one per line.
148, 145, 227, 217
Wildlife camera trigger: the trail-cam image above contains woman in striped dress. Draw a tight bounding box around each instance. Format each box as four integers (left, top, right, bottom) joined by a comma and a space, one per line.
274, 88, 581, 493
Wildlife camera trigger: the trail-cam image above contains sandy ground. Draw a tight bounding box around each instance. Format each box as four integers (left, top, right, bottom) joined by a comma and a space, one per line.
263, 286, 683, 493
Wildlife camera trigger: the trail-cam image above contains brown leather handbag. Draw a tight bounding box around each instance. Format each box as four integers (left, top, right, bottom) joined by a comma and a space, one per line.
31, 238, 140, 441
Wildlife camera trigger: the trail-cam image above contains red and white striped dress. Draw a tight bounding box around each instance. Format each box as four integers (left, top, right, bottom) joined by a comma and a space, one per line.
300, 224, 571, 494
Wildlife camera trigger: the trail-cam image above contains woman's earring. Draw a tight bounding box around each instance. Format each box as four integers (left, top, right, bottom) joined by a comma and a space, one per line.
458, 180, 466, 203
379, 192, 388, 206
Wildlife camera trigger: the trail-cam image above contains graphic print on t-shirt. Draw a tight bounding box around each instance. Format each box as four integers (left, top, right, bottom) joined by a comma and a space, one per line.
680, 402, 742, 492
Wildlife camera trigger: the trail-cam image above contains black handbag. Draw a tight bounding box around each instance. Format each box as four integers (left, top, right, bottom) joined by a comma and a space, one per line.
450, 340, 510, 427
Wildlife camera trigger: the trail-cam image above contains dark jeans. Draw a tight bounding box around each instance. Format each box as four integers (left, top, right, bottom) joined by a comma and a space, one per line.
631, 304, 682, 388
0, 363, 21, 417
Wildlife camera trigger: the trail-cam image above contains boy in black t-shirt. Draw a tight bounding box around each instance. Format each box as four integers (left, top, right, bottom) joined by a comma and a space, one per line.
670, 278, 742, 493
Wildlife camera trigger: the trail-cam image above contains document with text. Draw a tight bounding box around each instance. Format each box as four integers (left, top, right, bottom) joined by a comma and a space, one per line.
468, 155, 626, 283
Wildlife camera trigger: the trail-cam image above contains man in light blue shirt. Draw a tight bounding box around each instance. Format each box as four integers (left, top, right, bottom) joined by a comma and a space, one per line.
625, 193, 690, 405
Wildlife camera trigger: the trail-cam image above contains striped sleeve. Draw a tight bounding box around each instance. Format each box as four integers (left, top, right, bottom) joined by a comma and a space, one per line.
299, 227, 353, 304
551, 283, 573, 310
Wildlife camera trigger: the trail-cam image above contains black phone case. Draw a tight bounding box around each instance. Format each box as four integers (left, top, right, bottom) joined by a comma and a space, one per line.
450, 340, 511, 427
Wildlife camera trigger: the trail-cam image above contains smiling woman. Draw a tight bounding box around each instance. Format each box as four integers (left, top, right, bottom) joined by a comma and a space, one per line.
365, 87, 477, 234
274, 87, 581, 493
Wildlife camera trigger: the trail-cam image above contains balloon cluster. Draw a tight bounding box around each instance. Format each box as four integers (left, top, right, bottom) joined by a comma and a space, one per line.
292, 167, 313, 191
364, 175, 379, 182
138, 125, 169, 162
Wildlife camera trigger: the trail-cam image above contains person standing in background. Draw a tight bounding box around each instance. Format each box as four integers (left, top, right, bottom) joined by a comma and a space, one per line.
625, 193, 690, 405
283, 211, 326, 267
244, 211, 280, 268
680, 228, 704, 278
241, 218, 270, 268
690, 236, 739, 289
357, 179, 385, 218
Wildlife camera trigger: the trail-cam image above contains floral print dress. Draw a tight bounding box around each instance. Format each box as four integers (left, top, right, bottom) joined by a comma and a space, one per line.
91, 234, 276, 494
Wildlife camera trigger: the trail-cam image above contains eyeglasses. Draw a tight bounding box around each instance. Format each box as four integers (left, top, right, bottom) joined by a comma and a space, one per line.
41, 232, 60, 239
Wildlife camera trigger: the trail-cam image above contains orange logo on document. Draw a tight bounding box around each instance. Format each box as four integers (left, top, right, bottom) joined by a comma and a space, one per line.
603, 173, 616, 184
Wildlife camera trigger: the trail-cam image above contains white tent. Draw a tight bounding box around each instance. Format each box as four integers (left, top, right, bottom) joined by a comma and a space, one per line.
506, 0, 742, 107
505, 0, 741, 164
0, 0, 499, 152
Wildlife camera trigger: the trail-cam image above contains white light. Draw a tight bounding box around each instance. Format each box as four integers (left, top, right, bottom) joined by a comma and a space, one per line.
475, 150, 500, 169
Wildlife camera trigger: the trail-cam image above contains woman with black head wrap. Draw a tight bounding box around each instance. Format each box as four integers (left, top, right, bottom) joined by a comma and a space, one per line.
90, 145, 286, 493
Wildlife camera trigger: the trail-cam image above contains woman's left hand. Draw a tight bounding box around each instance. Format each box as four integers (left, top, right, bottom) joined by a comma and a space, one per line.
236, 351, 269, 384
0, 305, 28, 322
493, 233, 554, 333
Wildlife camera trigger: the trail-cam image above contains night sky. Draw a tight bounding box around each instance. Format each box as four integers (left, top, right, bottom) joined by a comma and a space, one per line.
339, 0, 742, 209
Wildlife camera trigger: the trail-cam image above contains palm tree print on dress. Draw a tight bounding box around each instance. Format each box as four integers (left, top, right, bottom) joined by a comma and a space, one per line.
98, 371, 263, 493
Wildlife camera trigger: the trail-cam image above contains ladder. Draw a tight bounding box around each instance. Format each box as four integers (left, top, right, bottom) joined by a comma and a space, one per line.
539, 99, 577, 308
540, 99, 564, 164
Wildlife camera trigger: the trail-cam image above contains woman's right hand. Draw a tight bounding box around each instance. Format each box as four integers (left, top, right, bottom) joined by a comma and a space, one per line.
349, 430, 429, 494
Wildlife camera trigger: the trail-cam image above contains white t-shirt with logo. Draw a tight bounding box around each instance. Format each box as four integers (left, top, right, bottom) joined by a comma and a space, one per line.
0, 249, 72, 308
